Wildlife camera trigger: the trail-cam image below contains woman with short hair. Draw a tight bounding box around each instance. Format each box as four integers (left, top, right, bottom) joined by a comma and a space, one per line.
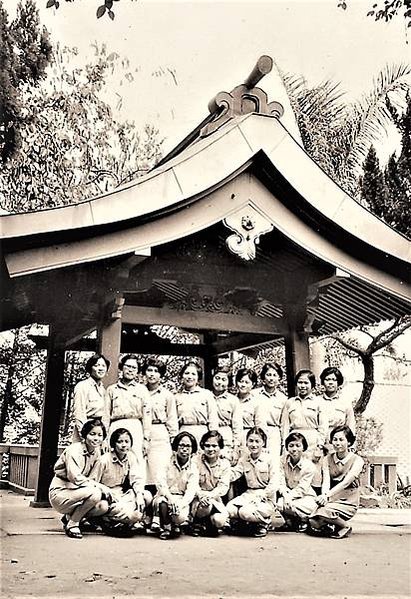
72, 354, 110, 442
235, 368, 265, 445
175, 361, 219, 445
211, 367, 242, 464
254, 362, 287, 462
49, 419, 110, 539
320, 367, 356, 437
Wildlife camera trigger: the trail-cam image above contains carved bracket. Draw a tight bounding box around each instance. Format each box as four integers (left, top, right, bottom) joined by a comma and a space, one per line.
223, 205, 273, 261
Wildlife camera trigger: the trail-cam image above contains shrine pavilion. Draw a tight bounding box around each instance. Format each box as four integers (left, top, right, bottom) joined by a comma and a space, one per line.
0, 57, 410, 505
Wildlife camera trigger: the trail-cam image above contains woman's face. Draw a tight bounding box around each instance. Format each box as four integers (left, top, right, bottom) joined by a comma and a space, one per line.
237, 374, 253, 396
122, 358, 139, 382
263, 367, 280, 389
114, 432, 132, 457
287, 439, 304, 462
145, 365, 161, 387
331, 431, 349, 455
181, 365, 199, 390
90, 358, 108, 381
176, 435, 193, 461
203, 437, 221, 461
323, 374, 339, 396
296, 374, 312, 397
246, 432, 264, 457
85, 426, 104, 451
213, 372, 229, 395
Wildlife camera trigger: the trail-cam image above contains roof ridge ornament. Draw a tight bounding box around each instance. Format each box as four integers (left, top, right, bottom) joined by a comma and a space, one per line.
200, 55, 284, 138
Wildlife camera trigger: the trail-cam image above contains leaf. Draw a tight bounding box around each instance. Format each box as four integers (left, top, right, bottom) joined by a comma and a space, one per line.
96, 5, 106, 18
108, 10, 115, 20
46, 0, 55, 7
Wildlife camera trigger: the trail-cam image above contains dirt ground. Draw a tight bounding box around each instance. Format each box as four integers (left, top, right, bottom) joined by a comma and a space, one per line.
1, 493, 410, 598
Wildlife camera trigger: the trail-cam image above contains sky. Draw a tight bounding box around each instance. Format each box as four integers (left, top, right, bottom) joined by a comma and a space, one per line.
5, 0, 411, 155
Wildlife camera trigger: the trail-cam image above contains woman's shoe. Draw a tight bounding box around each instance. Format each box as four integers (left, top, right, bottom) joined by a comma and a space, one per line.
253, 525, 268, 538
65, 525, 82, 539
159, 529, 171, 540
331, 525, 352, 539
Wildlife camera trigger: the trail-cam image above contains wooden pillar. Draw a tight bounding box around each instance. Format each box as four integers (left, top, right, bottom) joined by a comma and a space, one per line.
284, 329, 310, 397
98, 317, 122, 387
202, 334, 217, 390
31, 329, 66, 507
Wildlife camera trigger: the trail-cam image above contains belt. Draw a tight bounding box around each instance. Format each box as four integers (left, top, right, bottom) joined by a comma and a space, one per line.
152, 419, 165, 425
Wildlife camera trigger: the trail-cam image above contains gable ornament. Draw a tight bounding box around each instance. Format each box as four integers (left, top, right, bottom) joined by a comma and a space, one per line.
223, 205, 273, 261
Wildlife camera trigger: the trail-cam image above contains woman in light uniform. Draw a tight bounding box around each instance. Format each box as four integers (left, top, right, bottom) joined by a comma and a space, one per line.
282, 369, 328, 456
320, 367, 356, 438
235, 368, 265, 446
106, 354, 152, 463
143, 357, 178, 487
255, 362, 287, 463
72, 354, 110, 442
211, 367, 242, 464
175, 361, 219, 445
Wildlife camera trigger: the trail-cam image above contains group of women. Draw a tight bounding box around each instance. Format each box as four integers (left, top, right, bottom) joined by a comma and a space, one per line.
49, 353, 364, 541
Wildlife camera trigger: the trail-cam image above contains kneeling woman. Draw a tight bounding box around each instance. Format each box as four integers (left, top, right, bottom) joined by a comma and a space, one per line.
227, 427, 279, 538
191, 430, 231, 536
153, 431, 199, 540
276, 432, 317, 531
309, 425, 364, 539
90, 428, 151, 534
49, 419, 110, 539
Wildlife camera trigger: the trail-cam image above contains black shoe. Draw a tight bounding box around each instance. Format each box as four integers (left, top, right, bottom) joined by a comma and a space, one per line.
253, 525, 268, 538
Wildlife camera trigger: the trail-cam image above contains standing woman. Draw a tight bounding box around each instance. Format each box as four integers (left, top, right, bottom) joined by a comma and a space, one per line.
143, 357, 178, 487
72, 354, 110, 442
153, 431, 199, 540
320, 367, 356, 438
212, 367, 242, 464
235, 368, 265, 445
255, 362, 287, 462
282, 369, 328, 456
227, 427, 279, 538
309, 425, 364, 539
107, 354, 152, 463
175, 361, 219, 445
49, 419, 110, 539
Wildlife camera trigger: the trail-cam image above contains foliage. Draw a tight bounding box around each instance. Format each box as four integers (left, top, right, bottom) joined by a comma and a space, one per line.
282, 64, 411, 197
0, 43, 163, 213
354, 414, 384, 459
376, 484, 411, 508
0, 0, 52, 163
0, 327, 45, 443
338, 0, 411, 26
360, 94, 411, 238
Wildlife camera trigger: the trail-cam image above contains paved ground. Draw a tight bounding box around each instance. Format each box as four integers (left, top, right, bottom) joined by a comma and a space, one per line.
1, 491, 410, 598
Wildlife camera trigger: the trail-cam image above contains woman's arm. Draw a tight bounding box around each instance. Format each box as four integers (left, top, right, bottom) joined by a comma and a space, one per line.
327, 455, 364, 500
165, 392, 178, 441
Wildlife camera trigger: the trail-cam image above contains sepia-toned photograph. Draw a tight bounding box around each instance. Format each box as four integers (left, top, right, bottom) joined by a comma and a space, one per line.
0, 1, 410, 598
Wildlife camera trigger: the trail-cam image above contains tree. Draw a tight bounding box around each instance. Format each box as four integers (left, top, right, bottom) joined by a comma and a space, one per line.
0, 43, 163, 213
338, 0, 411, 26
323, 316, 411, 415
282, 64, 411, 198
0, 0, 52, 163
360, 94, 411, 237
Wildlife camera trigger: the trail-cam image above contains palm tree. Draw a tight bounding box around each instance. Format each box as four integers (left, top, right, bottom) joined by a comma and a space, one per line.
280, 63, 411, 197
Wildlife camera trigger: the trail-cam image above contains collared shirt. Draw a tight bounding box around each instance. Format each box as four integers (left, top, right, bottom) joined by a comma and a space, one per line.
254, 387, 287, 431
73, 377, 108, 435
231, 449, 278, 499
238, 392, 265, 430
53, 441, 101, 487
148, 385, 178, 440
279, 454, 316, 499
282, 394, 328, 443
197, 454, 231, 500
323, 452, 364, 494
322, 391, 356, 434
107, 379, 152, 439
214, 391, 242, 448
175, 386, 219, 430
90, 448, 144, 494
156, 454, 199, 503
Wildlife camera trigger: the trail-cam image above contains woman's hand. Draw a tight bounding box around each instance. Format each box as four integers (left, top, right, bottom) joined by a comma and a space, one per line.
199, 496, 211, 508
316, 493, 329, 506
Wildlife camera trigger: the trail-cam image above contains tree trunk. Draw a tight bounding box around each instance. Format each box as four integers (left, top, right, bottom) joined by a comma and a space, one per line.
354, 353, 375, 415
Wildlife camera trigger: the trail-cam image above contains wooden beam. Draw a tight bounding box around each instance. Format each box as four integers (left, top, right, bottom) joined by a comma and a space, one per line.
210, 333, 277, 356
122, 305, 287, 335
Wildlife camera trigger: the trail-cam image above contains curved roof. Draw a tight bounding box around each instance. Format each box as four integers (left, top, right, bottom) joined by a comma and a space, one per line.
0, 113, 409, 262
